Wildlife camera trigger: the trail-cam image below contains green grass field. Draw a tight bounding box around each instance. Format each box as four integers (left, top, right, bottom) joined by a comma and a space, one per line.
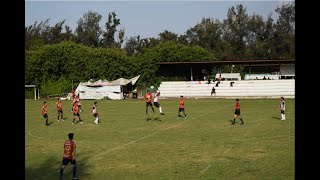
25, 98, 294, 180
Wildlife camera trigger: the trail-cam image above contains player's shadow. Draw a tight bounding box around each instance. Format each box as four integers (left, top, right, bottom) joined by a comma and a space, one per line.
229, 119, 236, 123
146, 117, 162, 122
47, 122, 54, 126
25, 153, 89, 180
272, 116, 281, 120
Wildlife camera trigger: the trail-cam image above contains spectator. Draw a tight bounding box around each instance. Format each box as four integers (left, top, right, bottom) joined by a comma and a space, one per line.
218, 74, 222, 82
207, 76, 211, 84
211, 87, 216, 96
263, 76, 266, 80
132, 87, 138, 99
230, 82, 234, 87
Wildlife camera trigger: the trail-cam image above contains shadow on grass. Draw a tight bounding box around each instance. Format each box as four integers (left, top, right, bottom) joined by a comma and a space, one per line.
47, 122, 54, 126
272, 116, 281, 120
25, 152, 91, 180
146, 117, 162, 122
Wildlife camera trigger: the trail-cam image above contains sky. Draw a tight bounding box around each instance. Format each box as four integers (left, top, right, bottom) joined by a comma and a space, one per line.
25, 1, 294, 40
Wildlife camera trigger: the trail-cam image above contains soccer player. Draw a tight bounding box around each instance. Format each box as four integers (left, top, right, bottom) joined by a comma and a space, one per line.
77, 96, 82, 112
59, 133, 78, 180
280, 97, 286, 120
144, 90, 154, 115
71, 95, 78, 112
153, 91, 165, 115
92, 102, 99, 124
72, 102, 83, 124
232, 99, 244, 125
56, 98, 64, 122
42, 101, 49, 126
178, 96, 187, 119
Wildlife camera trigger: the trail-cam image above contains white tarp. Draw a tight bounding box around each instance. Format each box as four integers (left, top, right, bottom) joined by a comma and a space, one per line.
75, 75, 140, 100
130, 75, 140, 85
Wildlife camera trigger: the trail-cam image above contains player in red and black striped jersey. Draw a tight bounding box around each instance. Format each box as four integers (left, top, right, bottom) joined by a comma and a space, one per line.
232, 99, 244, 125
72, 102, 83, 125
56, 98, 64, 122
178, 96, 187, 119
59, 133, 78, 180
42, 101, 49, 126
144, 90, 154, 115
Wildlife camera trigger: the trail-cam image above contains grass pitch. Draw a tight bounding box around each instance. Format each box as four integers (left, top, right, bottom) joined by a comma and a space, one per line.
25, 98, 294, 179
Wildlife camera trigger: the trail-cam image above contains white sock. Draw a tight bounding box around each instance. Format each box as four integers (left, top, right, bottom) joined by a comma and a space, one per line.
283, 114, 285, 120
281, 114, 284, 120
159, 107, 162, 113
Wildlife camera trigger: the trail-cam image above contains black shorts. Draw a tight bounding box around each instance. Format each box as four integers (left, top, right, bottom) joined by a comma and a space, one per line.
154, 102, 160, 108
281, 110, 285, 114
93, 113, 99, 117
146, 102, 153, 107
62, 158, 76, 166
234, 109, 240, 116
43, 114, 48, 119
73, 113, 80, 117
179, 108, 185, 112
57, 110, 63, 114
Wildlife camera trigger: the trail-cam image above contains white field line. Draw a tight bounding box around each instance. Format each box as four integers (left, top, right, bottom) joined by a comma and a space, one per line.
88, 103, 233, 162
198, 116, 267, 176
34, 103, 234, 179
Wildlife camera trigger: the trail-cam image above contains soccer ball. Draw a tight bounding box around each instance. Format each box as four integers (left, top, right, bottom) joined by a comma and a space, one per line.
150, 86, 154, 89
196, 98, 198, 100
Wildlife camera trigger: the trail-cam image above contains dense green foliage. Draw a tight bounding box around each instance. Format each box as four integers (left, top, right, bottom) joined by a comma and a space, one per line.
25, 3, 295, 96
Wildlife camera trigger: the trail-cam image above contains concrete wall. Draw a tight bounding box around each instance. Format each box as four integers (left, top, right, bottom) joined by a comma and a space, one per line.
158, 80, 294, 98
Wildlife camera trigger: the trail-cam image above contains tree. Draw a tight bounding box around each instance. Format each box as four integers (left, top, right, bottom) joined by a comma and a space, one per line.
101, 11, 124, 48
185, 18, 223, 51
25, 19, 50, 50
246, 14, 271, 59
158, 30, 178, 42
221, 4, 250, 60
273, 2, 295, 59
75, 11, 102, 47
124, 35, 142, 56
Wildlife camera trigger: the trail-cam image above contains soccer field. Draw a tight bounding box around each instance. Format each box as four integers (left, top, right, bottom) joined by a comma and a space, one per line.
25, 98, 294, 180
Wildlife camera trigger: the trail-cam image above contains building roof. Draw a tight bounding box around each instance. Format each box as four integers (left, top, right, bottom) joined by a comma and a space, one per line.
156, 59, 295, 65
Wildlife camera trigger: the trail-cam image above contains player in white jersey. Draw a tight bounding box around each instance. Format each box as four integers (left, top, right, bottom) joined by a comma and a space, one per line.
92, 102, 99, 124
280, 97, 286, 120
153, 91, 165, 115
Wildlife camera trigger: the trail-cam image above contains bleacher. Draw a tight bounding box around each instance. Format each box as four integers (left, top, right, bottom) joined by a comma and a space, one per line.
158, 79, 295, 98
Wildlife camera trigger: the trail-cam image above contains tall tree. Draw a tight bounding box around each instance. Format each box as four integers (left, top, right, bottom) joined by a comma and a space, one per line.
273, 2, 295, 59
101, 11, 124, 48
159, 30, 178, 42
75, 11, 102, 47
124, 35, 142, 56
222, 4, 250, 60
185, 18, 222, 51
246, 14, 270, 59
25, 19, 50, 50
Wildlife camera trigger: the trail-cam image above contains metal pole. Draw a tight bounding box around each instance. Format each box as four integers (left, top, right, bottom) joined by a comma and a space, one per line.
191, 66, 193, 81
34, 87, 36, 100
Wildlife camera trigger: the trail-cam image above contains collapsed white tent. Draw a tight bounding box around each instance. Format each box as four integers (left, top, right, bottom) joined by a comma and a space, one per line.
75, 75, 140, 100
